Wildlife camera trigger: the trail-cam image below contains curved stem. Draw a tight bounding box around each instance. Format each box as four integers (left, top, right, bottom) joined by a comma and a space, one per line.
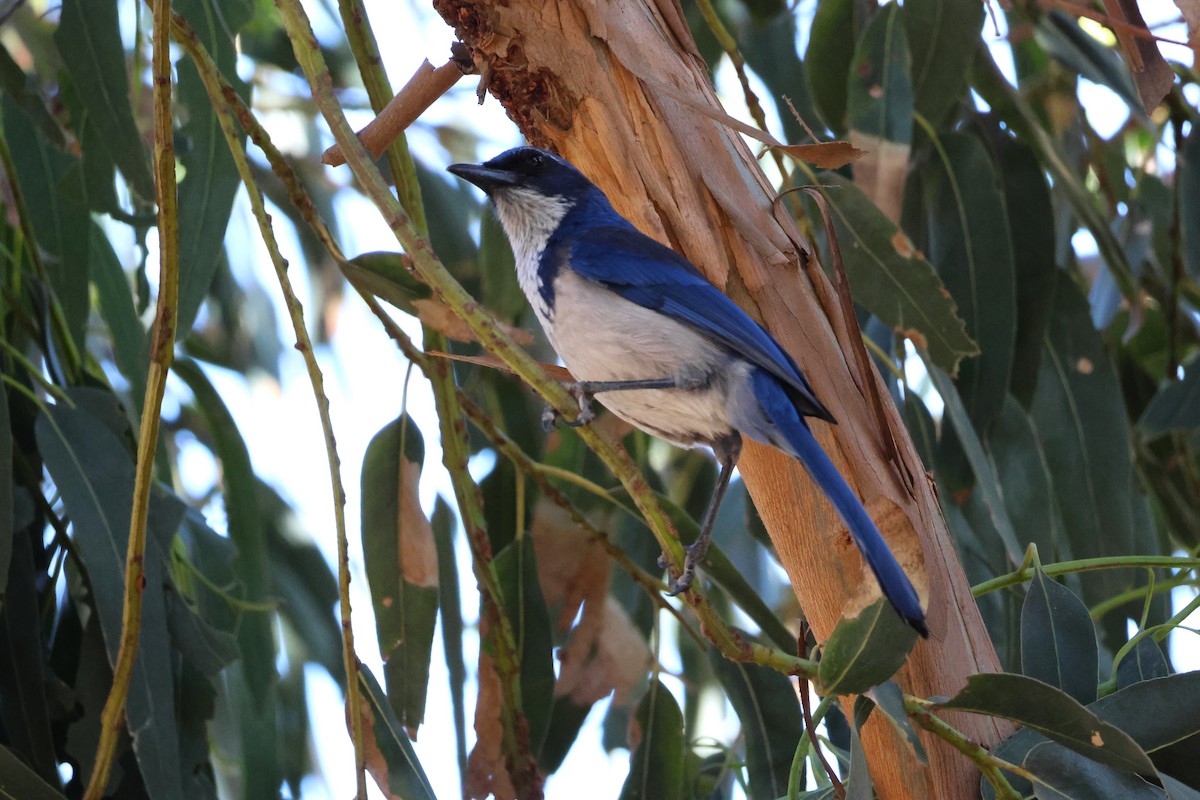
83, 0, 178, 795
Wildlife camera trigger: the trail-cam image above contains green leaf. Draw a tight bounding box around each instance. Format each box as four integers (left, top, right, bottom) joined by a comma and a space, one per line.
1021, 567, 1098, 705
1031, 273, 1140, 606
1139, 360, 1200, 436
0, 43, 64, 149
361, 414, 439, 730
53, 0, 154, 200
817, 597, 918, 696
739, 13, 819, 145
175, 359, 277, 700
919, 132, 1016, 432
940, 673, 1156, 776
0, 523, 59, 786
1115, 638, 1169, 690
620, 678, 685, 800
0, 745, 67, 800
992, 138, 1057, 407
866, 680, 927, 762
90, 222, 149, 412
901, 0, 984, 125
1181, 130, 1200, 282
708, 645, 804, 799
493, 536, 555, 753
987, 396, 1064, 561
1025, 741, 1165, 800
814, 173, 977, 375
806, 0, 855, 135
847, 5, 912, 143
58, 76, 122, 216
36, 399, 186, 799
174, 0, 254, 336
2, 95, 91, 354
357, 665, 438, 800
926, 365, 1022, 562
846, 698, 874, 800
432, 499, 468, 779
0, 384, 11, 606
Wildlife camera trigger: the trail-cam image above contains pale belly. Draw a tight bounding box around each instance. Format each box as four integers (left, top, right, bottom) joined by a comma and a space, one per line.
542, 271, 740, 447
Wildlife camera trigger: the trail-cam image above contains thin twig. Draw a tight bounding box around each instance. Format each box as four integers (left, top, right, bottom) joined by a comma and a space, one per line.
83, 0, 178, 794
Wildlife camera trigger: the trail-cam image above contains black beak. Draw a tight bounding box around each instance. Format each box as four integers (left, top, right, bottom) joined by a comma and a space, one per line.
447, 162, 519, 194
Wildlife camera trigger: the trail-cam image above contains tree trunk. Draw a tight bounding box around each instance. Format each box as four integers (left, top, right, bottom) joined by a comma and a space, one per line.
433, 1, 1013, 796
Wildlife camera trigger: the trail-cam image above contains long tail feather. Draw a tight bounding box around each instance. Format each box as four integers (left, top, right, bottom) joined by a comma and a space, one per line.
750, 371, 928, 636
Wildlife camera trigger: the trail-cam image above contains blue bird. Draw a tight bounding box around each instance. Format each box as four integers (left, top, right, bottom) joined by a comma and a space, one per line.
449, 146, 927, 637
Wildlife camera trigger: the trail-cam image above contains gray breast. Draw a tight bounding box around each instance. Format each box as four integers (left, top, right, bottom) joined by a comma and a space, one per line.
546, 270, 740, 447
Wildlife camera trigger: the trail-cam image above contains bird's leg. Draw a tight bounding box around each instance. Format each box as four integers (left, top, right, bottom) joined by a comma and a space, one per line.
541, 370, 710, 431
664, 433, 743, 596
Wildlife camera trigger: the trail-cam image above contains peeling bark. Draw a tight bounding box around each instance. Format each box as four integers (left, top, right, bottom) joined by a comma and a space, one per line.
433, 2, 1013, 797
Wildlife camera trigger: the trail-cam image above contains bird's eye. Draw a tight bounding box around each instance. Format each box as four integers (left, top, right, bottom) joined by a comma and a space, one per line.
528, 153, 545, 169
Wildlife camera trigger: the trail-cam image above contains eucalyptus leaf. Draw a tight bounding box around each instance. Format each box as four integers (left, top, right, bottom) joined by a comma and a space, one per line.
619, 678, 685, 800
1021, 566, 1099, 705
817, 598, 917, 696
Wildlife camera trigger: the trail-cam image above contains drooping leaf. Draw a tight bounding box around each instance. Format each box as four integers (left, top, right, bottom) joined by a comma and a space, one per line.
1034, 11, 1143, 116
619, 678, 685, 800
357, 666, 438, 800
431, 498, 467, 780
0, 533, 59, 787
919, 131, 1016, 434
1180, 129, 1200, 281
941, 673, 1156, 776
173, 0, 255, 336
992, 137, 1057, 407
361, 413, 439, 730
902, 0, 984, 125
986, 396, 1064, 562
866, 680, 927, 762
1021, 566, 1099, 705
492, 536, 555, 753
806, 0, 855, 135
0, 745, 67, 800
53, 0, 155, 200
845, 698, 874, 800
90, 222, 149, 412
1024, 741, 1165, 800
847, 4, 913, 220
815, 173, 977, 376
738, 12, 820, 145
0, 384, 11, 605
926, 365, 1022, 562
1031, 273, 1140, 607
1, 96, 91, 355
817, 598, 918, 696
173, 359, 279, 795
708, 646, 804, 799
36, 399, 186, 799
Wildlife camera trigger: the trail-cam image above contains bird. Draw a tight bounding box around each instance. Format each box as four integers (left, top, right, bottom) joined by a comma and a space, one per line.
448, 146, 927, 637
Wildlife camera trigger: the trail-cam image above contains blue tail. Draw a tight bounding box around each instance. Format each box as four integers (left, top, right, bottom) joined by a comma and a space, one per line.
745, 370, 928, 636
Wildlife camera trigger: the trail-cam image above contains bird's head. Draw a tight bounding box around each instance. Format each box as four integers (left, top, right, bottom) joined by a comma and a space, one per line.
448, 147, 604, 245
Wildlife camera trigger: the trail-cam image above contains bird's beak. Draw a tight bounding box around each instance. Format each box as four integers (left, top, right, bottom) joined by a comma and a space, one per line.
447, 163, 519, 194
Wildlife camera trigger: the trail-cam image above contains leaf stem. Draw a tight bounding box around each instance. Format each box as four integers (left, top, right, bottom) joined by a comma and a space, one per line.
83, 0, 178, 794
973, 555, 1200, 597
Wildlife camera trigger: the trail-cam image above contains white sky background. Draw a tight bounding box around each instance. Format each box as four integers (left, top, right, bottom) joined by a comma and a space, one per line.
161, 0, 1200, 797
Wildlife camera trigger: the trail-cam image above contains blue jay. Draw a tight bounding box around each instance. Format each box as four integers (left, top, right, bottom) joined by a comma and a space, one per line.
449, 146, 927, 636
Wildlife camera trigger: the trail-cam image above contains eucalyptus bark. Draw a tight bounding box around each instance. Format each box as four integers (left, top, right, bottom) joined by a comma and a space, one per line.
434, 1, 1012, 797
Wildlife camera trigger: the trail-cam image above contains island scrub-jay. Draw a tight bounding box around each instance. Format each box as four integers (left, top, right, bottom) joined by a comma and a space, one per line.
449, 146, 927, 636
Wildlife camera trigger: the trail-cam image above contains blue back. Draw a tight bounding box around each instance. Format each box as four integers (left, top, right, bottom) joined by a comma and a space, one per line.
545, 197, 834, 422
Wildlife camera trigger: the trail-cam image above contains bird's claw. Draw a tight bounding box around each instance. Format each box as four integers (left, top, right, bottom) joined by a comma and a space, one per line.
541, 383, 597, 431
661, 542, 703, 596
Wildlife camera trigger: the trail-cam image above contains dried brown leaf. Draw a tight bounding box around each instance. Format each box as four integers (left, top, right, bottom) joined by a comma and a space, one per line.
399, 461, 438, 587
464, 654, 516, 800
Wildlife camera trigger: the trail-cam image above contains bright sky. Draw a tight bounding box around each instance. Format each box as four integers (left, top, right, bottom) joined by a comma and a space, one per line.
159, 0, 1200, 797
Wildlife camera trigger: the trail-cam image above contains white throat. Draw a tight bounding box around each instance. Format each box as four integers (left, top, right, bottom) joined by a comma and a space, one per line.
492, 188, 572, 320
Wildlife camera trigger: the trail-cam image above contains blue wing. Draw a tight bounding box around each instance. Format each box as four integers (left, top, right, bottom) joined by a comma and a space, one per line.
565, 225, 834, 422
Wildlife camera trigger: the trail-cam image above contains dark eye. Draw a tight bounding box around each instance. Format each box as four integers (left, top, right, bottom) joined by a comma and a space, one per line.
528, 153, 545, 169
